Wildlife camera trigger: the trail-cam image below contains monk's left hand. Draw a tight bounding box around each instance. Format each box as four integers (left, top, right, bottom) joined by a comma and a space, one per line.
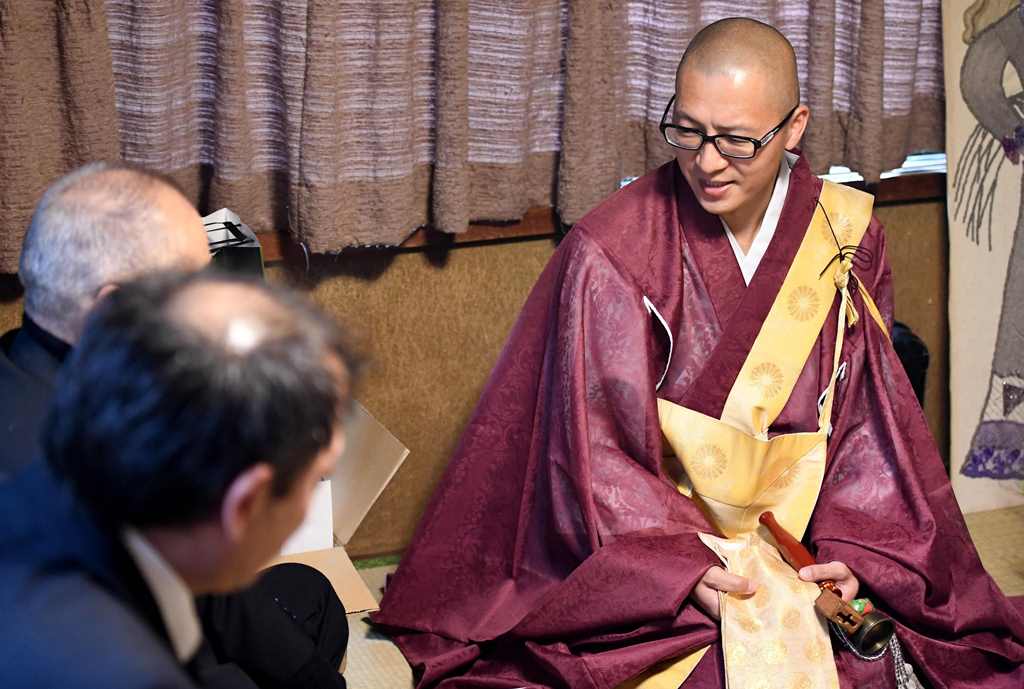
798, 561, 859, 601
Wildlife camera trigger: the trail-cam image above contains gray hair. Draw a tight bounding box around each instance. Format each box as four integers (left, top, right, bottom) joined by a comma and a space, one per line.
19, 162, 200, 342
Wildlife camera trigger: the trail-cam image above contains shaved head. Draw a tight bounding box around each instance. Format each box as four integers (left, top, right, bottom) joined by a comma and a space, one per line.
678, 17, 799, 113
669, 18, 809, 239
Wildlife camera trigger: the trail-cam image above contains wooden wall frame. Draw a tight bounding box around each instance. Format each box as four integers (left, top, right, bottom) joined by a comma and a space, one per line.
259, 172, 946, 265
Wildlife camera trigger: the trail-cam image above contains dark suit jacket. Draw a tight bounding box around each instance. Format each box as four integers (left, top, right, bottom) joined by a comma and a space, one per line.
0, 318, 346, 689
0, 317, 69, 477
0, 464, 199, 689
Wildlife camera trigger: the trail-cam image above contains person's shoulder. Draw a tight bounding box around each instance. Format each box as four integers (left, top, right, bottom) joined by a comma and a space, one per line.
0, 462, 74, 535
863, 212, 886, 243
574, 161, 678, 245
816, 175, 887, 252
0, 327, 25, 382
0, 566, 193, 689
0, 325, 53, 475
0, 464, 53, 547
0, 326, 18, 351
0, 474, 192, 688
852, 208, 888, 269
563, 161, 681, 290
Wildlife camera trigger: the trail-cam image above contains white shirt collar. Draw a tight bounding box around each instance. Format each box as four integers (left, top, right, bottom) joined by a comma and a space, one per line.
721, 151, 797, 285
122, 528, 202, 662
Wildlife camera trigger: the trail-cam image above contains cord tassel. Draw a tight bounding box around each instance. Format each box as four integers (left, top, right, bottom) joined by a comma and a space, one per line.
833, 256, 860, 328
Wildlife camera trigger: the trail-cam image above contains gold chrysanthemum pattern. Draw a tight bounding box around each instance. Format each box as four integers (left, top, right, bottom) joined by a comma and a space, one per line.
788, 577, 813, 596
764, 552, 794, 577
736, 612, 763, 634
719, 551, 839, 687
760, 639, 789, 665
787, 286, 820, 322
751, 582, 772, 608
750, 362, 784, 399
805, 637, 828, 663
771, 463, 802, 491
727, 641, 750, 667
790, 673, 813, 689
689, 444, 728, 480
821, 211, 855, 247
782, 608, 802, 630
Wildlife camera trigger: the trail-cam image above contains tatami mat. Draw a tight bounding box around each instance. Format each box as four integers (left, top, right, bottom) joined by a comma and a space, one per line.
345, 565, 413, 689
343, 507, 1024, 687
964, 504, 1024, 597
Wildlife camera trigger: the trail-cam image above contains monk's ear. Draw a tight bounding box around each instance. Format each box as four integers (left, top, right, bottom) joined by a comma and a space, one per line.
784, 105, 810, 150
220, 463, 274, 543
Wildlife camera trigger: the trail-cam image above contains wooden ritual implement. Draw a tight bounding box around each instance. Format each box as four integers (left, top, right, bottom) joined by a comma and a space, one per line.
759, 511, 895, 657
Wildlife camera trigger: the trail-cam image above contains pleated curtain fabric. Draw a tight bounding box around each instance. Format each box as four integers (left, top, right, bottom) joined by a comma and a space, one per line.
0, 1, 943, 271
0, 2, 121, 272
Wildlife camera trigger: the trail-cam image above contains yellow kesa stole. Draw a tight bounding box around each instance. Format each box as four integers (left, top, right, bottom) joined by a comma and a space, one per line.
621, 181, 886, 689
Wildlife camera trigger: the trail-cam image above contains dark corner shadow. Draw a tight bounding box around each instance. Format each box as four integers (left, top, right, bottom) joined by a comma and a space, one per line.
419, 228, 456, 268
295, 248, 400, 290
0, 274, 23, 303
285, 227, 462, 288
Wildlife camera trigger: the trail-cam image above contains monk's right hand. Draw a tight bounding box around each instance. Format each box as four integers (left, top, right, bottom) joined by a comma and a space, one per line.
691, 565, 757, 620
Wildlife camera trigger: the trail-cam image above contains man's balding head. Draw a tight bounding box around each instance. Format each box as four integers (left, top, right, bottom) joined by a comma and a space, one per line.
45, 270, 359, 589
677, 17, 799, 114
19, 162, 209, 343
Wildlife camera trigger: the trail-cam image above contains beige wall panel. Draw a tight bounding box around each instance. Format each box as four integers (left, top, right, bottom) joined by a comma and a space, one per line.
875, 201, 950, 465
270, 240, 557, 556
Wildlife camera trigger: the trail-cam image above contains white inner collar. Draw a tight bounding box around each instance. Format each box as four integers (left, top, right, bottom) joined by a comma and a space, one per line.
122, 528, 202, 662
721, 151, 797, 286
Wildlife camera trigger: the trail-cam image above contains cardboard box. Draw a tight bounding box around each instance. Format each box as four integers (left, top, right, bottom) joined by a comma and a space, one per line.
267, 402, 409, 615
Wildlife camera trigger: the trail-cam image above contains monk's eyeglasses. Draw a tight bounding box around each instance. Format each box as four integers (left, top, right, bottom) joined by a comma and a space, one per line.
659, 95, 798, 160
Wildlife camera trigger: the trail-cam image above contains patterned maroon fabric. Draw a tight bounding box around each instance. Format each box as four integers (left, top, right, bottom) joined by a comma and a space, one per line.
372, 158, 1024, 688
672, 160, 820, 419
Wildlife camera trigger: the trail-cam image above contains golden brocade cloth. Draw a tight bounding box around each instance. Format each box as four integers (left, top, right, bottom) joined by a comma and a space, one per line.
626, 181, 887, 689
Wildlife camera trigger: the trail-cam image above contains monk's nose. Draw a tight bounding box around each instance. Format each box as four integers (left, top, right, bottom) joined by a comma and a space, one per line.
695, 140, 729, 174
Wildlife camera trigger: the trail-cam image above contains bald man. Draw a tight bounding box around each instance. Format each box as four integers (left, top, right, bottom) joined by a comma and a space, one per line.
375, 17, 1024, 689
0, 163, 351, 689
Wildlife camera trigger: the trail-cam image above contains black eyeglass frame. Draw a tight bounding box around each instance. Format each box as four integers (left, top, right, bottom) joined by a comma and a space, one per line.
658, 95, 799, 160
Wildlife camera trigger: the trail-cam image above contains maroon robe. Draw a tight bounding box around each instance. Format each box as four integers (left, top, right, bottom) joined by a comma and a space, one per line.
373, 157, 1024, 688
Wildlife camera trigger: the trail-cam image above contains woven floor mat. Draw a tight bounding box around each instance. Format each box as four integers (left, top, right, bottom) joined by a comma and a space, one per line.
964, 504, 1024, 597
345, 565, 413, 689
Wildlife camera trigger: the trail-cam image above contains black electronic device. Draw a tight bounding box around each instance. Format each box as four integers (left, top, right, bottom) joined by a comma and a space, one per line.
204, 209, 264, 278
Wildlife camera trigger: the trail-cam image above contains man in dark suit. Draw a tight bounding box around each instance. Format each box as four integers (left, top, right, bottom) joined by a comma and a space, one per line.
0, 163, 350, 688
0, 161, 211, 478
0, 270, 359, 689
